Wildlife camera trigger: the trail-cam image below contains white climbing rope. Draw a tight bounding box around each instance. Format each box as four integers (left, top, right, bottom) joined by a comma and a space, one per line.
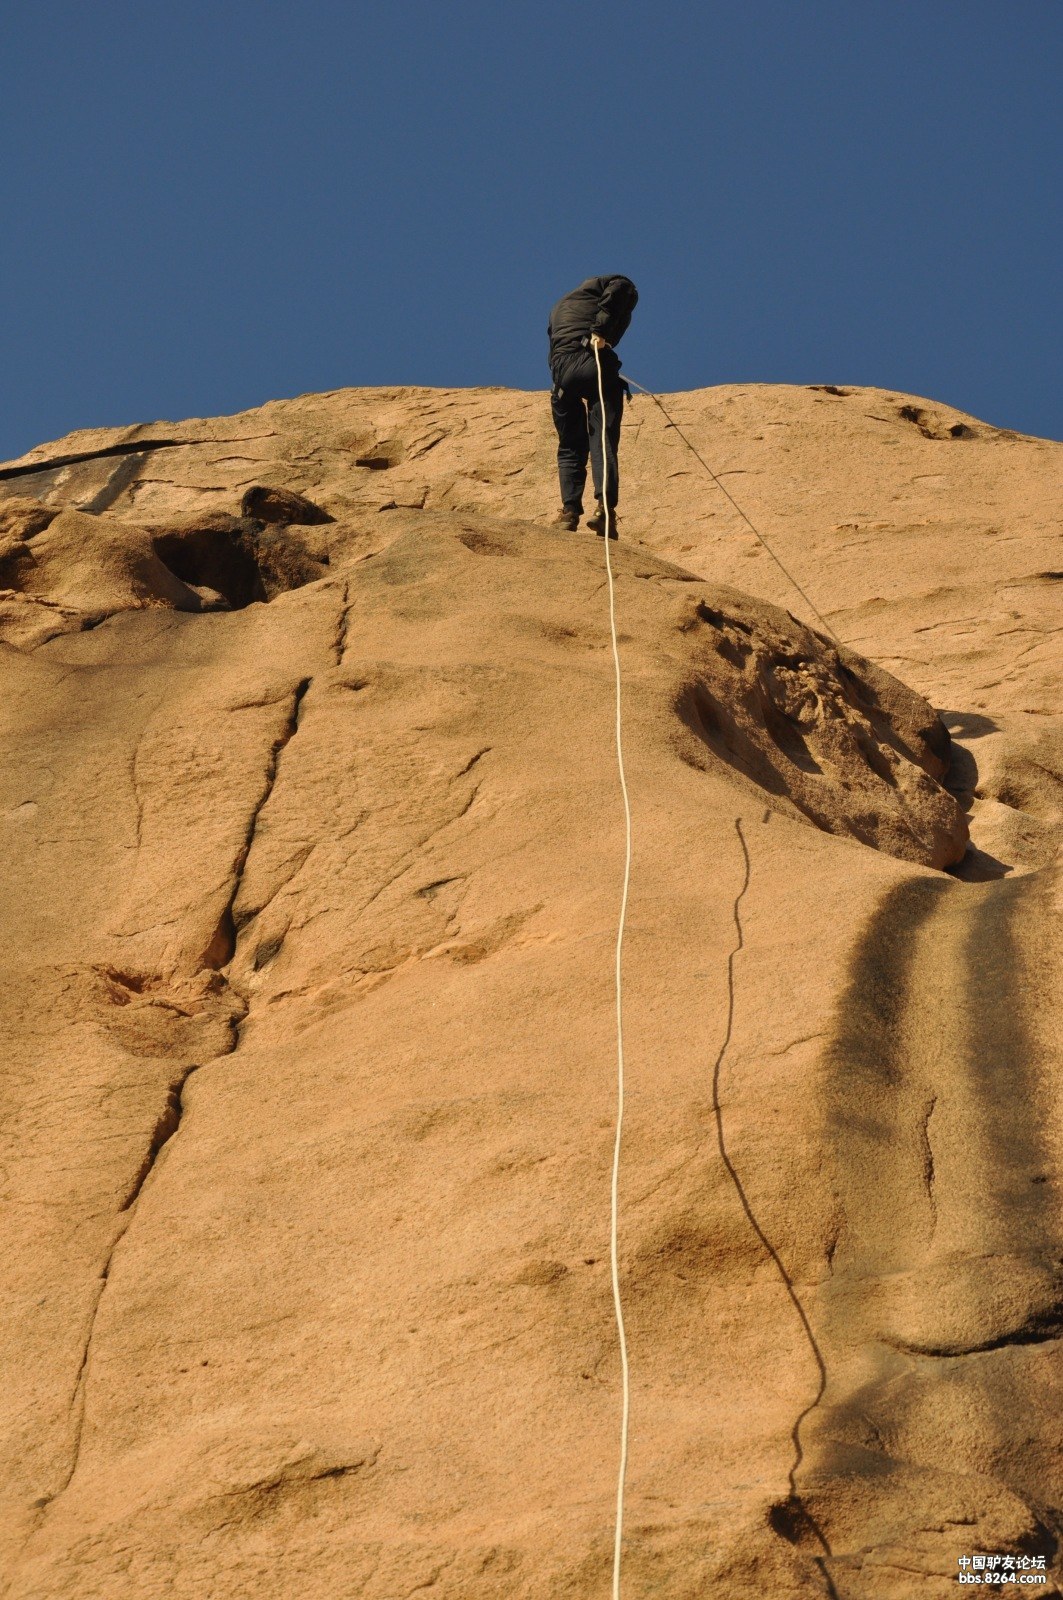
581, 359, 839, 1600
593, 336, 632, 1600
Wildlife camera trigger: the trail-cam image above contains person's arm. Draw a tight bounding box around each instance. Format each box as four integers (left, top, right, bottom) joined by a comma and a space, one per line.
591, 276, 639, 345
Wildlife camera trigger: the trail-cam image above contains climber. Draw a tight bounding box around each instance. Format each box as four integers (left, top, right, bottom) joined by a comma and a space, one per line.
547, 275, 638, 538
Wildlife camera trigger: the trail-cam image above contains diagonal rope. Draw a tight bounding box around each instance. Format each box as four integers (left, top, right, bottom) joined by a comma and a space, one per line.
623, 376, 841, 646
594, 338, 632, 1600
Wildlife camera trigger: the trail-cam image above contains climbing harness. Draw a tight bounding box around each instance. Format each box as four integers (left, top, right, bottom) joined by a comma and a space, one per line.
593, 337, 632, 1600
622, 376, 840, 646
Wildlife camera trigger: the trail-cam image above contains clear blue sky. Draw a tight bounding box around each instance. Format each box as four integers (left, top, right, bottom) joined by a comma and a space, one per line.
2, 1, 1060, 458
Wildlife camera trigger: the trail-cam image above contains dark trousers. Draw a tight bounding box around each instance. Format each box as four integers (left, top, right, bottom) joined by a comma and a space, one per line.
550, 349, 624, 512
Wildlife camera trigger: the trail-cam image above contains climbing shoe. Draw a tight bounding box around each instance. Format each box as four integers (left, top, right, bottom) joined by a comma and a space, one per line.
553, 506, 580, 532
587, 502, 619, 539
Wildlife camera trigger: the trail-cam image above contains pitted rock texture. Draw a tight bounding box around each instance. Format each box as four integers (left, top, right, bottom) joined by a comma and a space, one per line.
0, 384, 1060, 1600
673, 592, 966, 867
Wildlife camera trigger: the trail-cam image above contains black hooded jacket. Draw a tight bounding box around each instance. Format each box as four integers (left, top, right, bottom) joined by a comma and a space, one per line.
547, 276, 638, 377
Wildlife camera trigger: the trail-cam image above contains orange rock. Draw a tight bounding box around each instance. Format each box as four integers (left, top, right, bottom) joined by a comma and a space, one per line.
0, 384, 1059, 1597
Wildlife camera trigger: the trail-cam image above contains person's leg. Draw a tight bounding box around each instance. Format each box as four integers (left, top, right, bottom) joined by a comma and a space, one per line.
551, 382, 590, 514
588, 379, 623, 509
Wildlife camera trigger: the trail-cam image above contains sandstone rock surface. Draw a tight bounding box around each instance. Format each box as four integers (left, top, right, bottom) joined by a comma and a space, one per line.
0, 382, 1060, 1598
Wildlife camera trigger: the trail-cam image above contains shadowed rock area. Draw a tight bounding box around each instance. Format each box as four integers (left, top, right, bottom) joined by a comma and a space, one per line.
0, 384, 1060, 1599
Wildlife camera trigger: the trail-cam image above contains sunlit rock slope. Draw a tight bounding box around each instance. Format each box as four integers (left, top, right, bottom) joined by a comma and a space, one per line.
0, 382, 1060, 1599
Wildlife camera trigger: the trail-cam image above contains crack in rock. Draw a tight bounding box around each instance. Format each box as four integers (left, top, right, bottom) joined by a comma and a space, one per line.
889, 1307, 1063, 1359
0, 438, 207, 483
202, 677, 312, 970
30, 1042, 240, 1526
920, 1093, 938, 1238
332, 579, 351, 666
20, 672, 319, 1556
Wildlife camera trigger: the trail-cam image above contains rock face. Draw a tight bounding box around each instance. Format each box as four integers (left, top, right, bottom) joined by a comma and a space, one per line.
0, 384, 1060, 1599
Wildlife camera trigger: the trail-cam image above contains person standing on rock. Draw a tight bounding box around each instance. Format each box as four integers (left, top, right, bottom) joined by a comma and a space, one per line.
548, 275, 638, 538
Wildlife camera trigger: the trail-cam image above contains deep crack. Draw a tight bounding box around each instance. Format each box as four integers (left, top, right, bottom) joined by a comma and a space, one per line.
0, 437, 206, 482
203, 677, 312, 969
890, 1308, 1063, 1359
0, 432, 279, 483
31, 1035, 243, 1525
21, 678, 315, 1549
921, 1093, 938, 1238
333, 580, 351, 666
129, 735, 146, 852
